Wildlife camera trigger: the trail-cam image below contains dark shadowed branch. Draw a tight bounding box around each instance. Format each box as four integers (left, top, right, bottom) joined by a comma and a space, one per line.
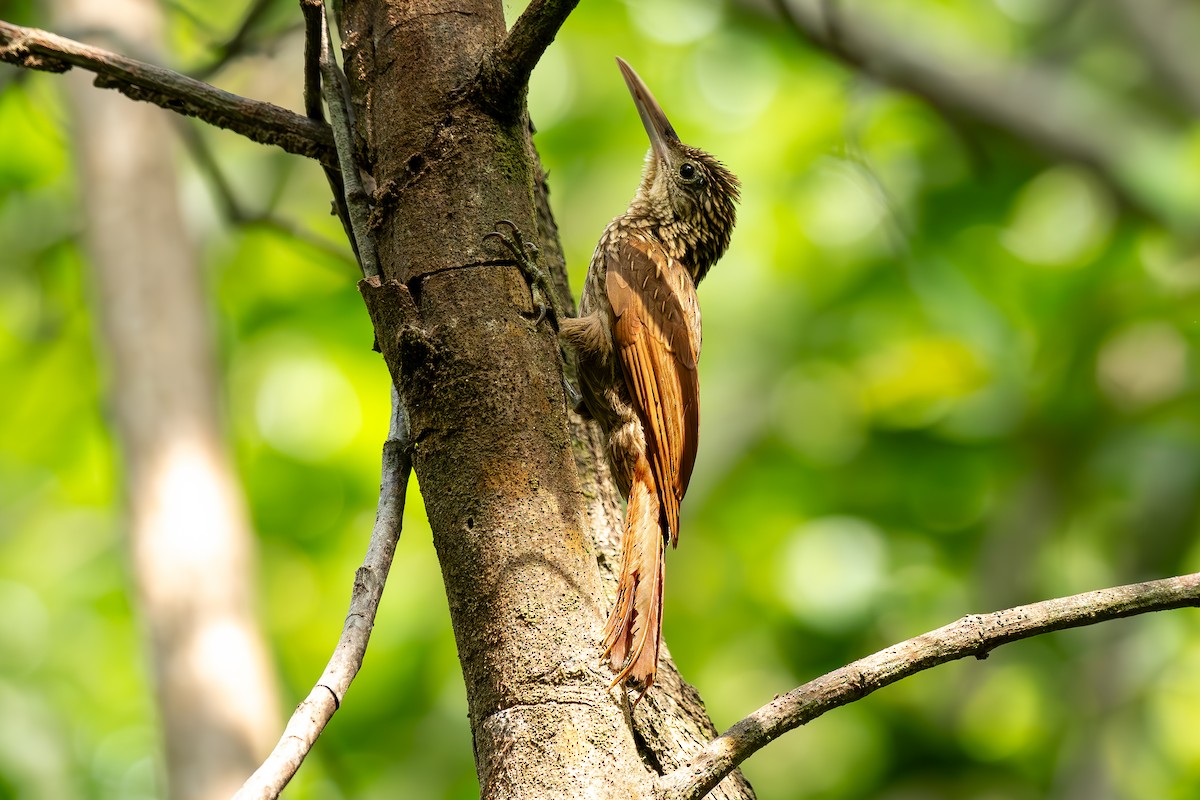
300, 0, 322, 120
658, 572, 1200, 800
0, 18, 336, 165
233, 388, 412, 800
479, 0, 580, 114
769, 0, 1199, 237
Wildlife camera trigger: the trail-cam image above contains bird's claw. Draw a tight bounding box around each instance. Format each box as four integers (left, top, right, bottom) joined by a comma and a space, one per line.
485, 220, 557, 328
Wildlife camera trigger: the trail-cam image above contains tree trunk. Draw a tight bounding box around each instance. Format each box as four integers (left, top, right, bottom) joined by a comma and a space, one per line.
54, 1, 281, 797
342, 1, 752, 796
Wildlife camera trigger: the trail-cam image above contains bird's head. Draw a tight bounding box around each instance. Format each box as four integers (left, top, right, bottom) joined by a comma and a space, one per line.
618, 57, 740, 284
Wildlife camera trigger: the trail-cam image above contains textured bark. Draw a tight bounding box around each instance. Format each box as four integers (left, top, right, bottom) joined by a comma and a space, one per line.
54, 1, 280, 797
343, 1, 751, 796
345, 2, 644, 797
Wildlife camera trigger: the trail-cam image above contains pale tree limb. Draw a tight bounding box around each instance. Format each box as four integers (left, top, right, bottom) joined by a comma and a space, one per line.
0, 18, 336, 165
479, 0, 580, 114
53, 1, 285, 796
658, 573, 1200, 800
234, 386, 412, 800
769, 0, 1200, 236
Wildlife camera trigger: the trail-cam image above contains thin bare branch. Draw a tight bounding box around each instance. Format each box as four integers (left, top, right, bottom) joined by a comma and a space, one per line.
0, 18, 336, 166
659, 573, 1200, 800
298, 0, 359, 267
314, 0, 377, 277
175, 120, 354, 264
479, 0, 579, 115
234, 387, 411, 800
769, 0, 1200, 237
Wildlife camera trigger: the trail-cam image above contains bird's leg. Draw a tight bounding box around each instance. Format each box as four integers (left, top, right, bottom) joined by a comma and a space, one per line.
484, 221, 586, 414
562, 370, 586, 416
484, 220, 559, 328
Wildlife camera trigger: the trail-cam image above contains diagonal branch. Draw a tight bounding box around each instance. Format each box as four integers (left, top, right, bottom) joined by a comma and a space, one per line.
0, 18, 336, 166
175, 119, 354, 264
769, 0, 1200, 237
658, 572, 1200, 800
233, 387, 412, 800
478, 0, 579, 115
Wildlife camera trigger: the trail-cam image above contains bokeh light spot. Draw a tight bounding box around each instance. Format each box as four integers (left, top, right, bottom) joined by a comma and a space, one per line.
1002, 166, 1114, 266
1096, 321, 1189, 411
776, 516, 887, 631
255, 355, 362, 461
626, 0, 722, 45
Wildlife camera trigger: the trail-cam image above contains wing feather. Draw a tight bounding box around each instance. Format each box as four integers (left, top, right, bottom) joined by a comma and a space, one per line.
606, 237, 700, 546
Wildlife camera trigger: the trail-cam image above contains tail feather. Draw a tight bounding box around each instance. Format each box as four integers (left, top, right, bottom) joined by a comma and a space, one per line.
602, 457, 666, 696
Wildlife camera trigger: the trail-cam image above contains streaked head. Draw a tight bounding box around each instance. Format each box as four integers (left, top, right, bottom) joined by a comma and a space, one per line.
617, 57, 740, 283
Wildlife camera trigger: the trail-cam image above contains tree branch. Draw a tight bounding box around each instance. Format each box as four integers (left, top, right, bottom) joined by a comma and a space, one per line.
769, 0, 1200, 237
299, 0, 360, 268
478, 0, 579, 115
175, 119, 354, 264
233, 387, 412, 800
659, 572, 1200, 800
1111, 0, 1200, 117
313, 0, 378, 277
0, 18, 337, 166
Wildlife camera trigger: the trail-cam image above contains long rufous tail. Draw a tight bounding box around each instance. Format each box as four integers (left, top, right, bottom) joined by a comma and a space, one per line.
602, 457, 665, 697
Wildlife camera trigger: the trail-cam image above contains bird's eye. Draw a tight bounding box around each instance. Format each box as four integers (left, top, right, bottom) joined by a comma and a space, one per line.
679, 162, 697, 181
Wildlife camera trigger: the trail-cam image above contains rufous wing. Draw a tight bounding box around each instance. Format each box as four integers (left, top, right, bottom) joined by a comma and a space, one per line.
605, 237, 700, 546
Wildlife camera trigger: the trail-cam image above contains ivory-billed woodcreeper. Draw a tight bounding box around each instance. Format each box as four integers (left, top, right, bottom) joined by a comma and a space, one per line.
492, 58, 739, 695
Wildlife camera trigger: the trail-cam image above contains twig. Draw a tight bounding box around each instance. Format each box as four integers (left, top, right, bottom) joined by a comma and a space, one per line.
769, 0, 1199, 237
314, 0, 377, 277
175, 120, 354, 265
300, 0, 359, 268
0, 18, 336, 166
478, 0, 579, 115
657, 572, 1200, 800
234, 386, 412, 800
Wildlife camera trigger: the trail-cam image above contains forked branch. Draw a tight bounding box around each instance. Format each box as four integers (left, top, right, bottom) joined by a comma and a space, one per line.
658, 572, 1200, 800
0, 19, 336, 166
479, 0, 580, 114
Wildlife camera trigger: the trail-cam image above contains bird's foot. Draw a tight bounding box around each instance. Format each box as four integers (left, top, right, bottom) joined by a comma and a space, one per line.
485, 221, 584, 411
485, 220, 558, 328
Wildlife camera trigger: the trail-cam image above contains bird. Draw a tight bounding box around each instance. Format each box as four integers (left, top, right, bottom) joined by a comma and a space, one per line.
489, 57, 739, 696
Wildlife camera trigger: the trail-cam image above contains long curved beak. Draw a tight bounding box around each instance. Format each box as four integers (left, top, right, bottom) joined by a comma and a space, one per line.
616, 57, 679, 161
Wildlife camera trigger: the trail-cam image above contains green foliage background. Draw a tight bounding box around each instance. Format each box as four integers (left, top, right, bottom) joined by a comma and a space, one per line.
2, 0, 1200, 797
